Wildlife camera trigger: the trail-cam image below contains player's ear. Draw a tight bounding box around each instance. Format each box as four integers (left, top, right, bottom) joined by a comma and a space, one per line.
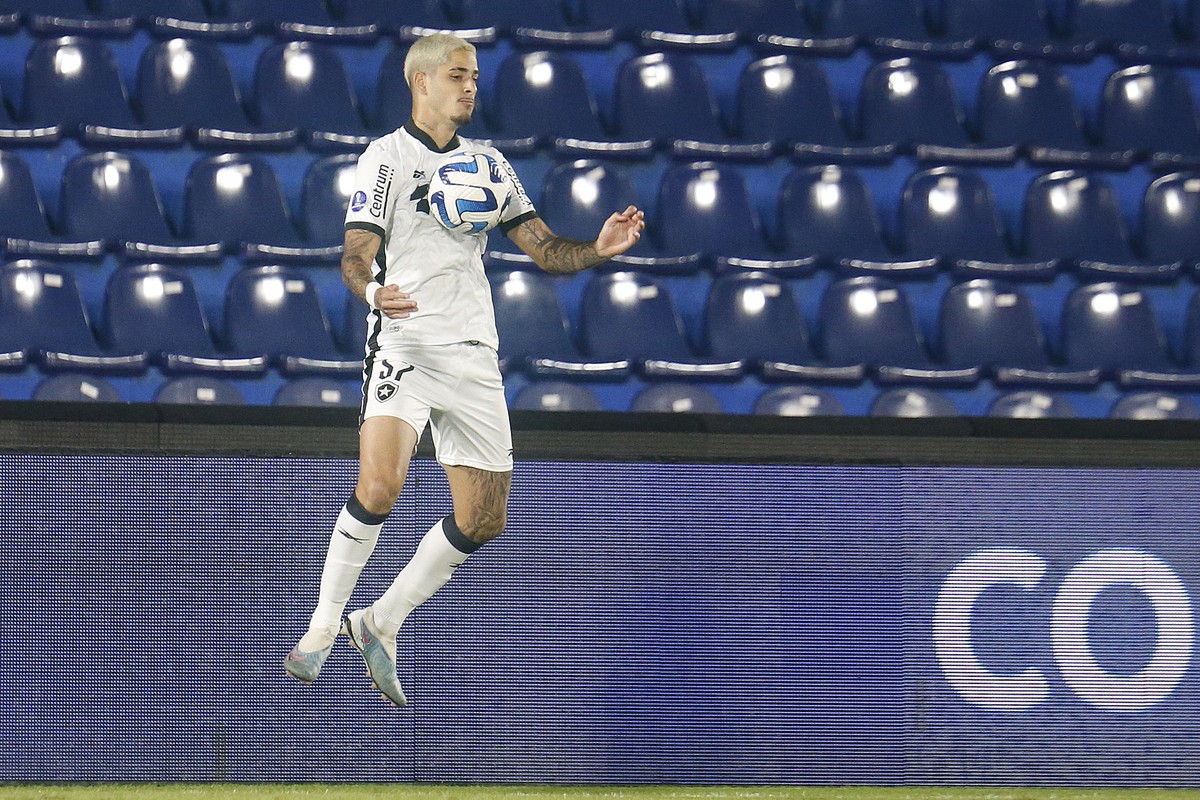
412, 71, 427, 97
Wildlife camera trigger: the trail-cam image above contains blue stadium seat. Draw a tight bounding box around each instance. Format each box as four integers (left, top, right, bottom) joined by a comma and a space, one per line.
0, 151, 103, 259
778, 165, 938, 277
612, 52, 771, 160
0, 260, 146, 373
301, 154, 357, 249
1098, 65, 1200, 169
137, 38, 297, 150
938, 278, 1100, 387
704, 271, 864, 382
989, 390, 1078, 417
941, 0, 1092, 61
631, 383, 725, 413
20, 37, 183, 147
101, 0, 251, 40
976, 60, 1134, 169
0, 81, 59, 146
104, 263, 267, 377
816, 0, 972, 58
1023, 170, 1181, 282
219, 0, 378, 42
59, 152, 222, 261
859, 58, 1016, 165
156, 376, 245, 405
579, 271, 743, 380
513, 381, 604, 411
33, 374, 121, 402
1141, 172, 1200, 271
1110, 391, 1200, 419
490, 270, 631, 380
869, 387, 960, 417
274, 377, 358, 407
341, 292, 366, 357
224, 265, 360, 376
738, 56, 894, 165
576, 0, 737, 50
455, 0, 612, 47
8, 0, 133, 37
817, 276, 980, 385
754, 385, 844, 416
1062, 0, 1199, 64
253, 42, 371, 150
184, 154, 338, 262
339, 0, 459, 33
657, 161, 812, 273
697, 0, 855, 54
900, 166, 1057, 280
1062, 282, 1200, 387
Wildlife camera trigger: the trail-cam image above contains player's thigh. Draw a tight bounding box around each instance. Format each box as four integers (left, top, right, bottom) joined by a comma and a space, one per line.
443, 463, 512, 542
356, 415, 422, 511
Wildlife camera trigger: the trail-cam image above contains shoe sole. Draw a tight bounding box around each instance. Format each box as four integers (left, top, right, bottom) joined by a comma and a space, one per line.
342, 611, 408, 707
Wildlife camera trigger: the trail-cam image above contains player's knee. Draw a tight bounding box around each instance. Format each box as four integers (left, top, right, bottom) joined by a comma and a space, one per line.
354, 476, 403, 515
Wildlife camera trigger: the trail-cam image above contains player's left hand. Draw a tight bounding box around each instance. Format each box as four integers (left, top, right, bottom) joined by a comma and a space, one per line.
595, 205, 645, 259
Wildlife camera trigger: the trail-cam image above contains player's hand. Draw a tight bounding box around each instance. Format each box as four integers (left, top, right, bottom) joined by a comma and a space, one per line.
374, 284, 418, 319
595, 205, 645, 259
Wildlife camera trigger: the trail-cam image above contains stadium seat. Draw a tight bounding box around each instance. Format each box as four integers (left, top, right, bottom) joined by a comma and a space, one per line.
301, 154, 357, 250
1061, 282, 1200, 387
611, 52, 772, 160
869, 387, 959, 417
0, 81, 59, 146
817, 276, 980, 385
1110, 391, 1200, 419
777, 165, 938, 277
253, 42, 372, 150
1061, 0, 1199, 64
58, 151, 222, 261
631, 383, 725, 413
656, 161, 812, 273
183, 153, 339, 262
816, 0, 972, 58
103, 263, 267, 377
156, 376, 245, 405
33, 374, 121, 402
1141, 172, 1200, 271
900, 166, 1057, 280
101, 0, 252, 40
575, 0, 736, 50
490, 270, 631, 380
858, 58, 1016, 165
1023, 170, 1182, 282
274, 377, 358, 407
339, 0, 459, 33
1097, 65, 1200, 169
455, 0, 612, 47
218, 0, 378, 42
737, 56, 894, 165
512, 381, 604, 411
137, 38, 297, 150
704, 271, 864, 382
21, 37, 183, 146
753, 385, 844, 416
579, 271, 743, 380
696, 0, 855, 54
224, 266, 363, 376
940, 0, 1092, 61
0, 151, 103, 259
340, 292, 367, 357
989, 390, 1078, 417
938, 279, 1100, 387
0, 261, 146, 373
7, 0, 134, 37
976, 60, 1134, 169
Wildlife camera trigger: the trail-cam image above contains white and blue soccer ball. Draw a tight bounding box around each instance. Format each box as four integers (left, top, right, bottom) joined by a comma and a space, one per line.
428, 151, 512, 235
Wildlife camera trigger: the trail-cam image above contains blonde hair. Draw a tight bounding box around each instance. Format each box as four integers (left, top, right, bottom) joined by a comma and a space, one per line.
404, 33, 476, 88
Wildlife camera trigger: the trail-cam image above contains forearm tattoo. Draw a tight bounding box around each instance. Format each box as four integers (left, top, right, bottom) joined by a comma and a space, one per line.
341, 228, 383, 303
514, 217, 604, 275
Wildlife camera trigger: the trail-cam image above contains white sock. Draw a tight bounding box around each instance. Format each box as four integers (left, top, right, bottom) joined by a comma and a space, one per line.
373, 514, 480, 638
305, 493, 387, 643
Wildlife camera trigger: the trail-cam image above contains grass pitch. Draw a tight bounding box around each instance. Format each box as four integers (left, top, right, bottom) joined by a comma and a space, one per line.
3, 787, 1200, 800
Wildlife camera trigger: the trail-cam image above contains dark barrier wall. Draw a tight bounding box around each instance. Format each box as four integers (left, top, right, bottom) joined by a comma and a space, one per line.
3, 444, 1200, 784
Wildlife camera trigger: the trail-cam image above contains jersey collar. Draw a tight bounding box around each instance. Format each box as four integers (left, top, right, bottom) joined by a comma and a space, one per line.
404, 118, 460, 153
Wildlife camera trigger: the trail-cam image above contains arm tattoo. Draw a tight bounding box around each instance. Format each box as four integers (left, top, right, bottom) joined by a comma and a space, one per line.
341, 228, 383, 303
511, 217, 604, 275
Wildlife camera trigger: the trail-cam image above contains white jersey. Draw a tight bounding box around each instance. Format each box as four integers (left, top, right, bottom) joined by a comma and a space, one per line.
344, 120, 537, 352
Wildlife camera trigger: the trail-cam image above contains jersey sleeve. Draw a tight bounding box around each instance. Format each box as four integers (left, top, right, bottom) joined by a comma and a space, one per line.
344, 141, 399, 238
493, 150, 538, 234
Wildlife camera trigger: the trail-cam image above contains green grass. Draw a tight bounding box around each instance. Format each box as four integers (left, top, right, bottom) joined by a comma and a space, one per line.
3, 787, 1200, 800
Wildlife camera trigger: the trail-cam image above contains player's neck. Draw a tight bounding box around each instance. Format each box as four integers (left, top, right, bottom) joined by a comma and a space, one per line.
410, 113, 458, 150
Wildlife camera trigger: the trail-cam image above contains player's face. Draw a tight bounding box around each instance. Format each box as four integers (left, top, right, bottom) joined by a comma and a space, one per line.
426, 49, 479, 128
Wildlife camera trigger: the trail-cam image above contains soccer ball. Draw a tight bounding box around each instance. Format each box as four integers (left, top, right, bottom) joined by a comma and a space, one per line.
428, 151, 512, 235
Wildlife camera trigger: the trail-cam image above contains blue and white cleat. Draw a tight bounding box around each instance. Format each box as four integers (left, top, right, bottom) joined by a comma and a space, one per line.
342, 607, 407, 707
283, 636, 334, 684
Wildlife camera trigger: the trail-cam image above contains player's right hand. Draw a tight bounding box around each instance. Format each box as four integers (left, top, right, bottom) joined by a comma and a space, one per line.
375, 284, 418, 319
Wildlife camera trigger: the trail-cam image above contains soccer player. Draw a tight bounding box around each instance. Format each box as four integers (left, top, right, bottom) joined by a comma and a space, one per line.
283, 33, 644, 706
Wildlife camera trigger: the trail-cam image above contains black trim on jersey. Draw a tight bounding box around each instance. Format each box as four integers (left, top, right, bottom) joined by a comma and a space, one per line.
499, 210, 539, 235
403, 118, 460, 154
346, 220, 386, 238
357, 248, 389, 428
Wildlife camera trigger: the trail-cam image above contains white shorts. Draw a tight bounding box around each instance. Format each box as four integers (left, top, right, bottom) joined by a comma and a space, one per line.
360, 341, 513, 471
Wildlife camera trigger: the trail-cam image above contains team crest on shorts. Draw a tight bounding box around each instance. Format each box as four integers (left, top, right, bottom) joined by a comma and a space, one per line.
375, 381, 398, 402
